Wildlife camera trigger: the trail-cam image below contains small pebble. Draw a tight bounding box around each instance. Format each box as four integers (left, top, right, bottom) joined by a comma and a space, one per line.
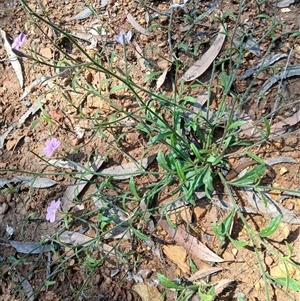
232, 248, 238, 257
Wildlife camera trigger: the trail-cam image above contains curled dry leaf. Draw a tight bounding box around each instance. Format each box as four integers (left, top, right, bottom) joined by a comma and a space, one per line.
19, 100, 40, 124
182, 24, 226, 81
257, 65, 300, 104
0, 125, 15, 149
156, 67, 169, 90
239, 53, 287, 80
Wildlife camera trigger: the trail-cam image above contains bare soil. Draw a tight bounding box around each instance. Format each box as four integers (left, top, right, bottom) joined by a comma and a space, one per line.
0, 1, 300, 301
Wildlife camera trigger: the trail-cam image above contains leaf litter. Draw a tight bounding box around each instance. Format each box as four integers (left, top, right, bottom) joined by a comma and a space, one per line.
2, 1, 300, 300
182, 23, 227, 81
159, 220, 224, 263
0, 28, 23, 87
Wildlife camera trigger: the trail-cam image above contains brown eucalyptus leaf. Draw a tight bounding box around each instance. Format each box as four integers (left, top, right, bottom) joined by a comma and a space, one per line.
214, 278, 235, 295
98, 155, 156, 180
125, 10, 150, 36
9, 241, 55, 254
16, 273, 34, 301
62, 156, 104, 211
243, 188, 300, 224
0, 28, 23, 87
182, 24, 226, 81
69, 6, 93, 21
59, 231, 115, 254
188, 267, 223, 281
156, 67, 169, 90
159, 220, 224, 262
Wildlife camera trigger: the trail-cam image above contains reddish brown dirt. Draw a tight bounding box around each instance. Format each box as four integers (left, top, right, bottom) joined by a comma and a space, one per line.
0, 1, 300, 301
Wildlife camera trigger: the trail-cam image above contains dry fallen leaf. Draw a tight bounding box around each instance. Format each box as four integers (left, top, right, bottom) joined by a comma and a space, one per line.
62, 156, 104, 212
125, 10, 150, 36
182, 24, 226, 81
162, 245, 190, 274
159, 220, 224, 262
16, 273, 34, 301
98, 155, 156, 180
243, 188, 300, 224
188, 267, 223, 282
9, 241, 56, 254
133, 282, 163, 301
156, 67, 169, 90
69, 6, 94, 21
214, 278, 235, 296
0, 28, 24, 87
167, 205, 192, 224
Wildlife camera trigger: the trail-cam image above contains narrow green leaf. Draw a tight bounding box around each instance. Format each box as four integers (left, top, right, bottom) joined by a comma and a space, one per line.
144, 70, 162, 83
227, 120, 247, 131
129, 177, 139, 199
228, 236, 248, 248
132, 227, 149, 241
157, 150, 172, 172
263, 118, 271, 137
175, 160, 185, 181
228, 164, 266, 186
259, 215, 282, 237
270, 276, 300, 292
149, 131, 173, 145
189, 259, 198, 273
110, 84, 126, 93
219, 71, 230, 89
157, 273, 185, 290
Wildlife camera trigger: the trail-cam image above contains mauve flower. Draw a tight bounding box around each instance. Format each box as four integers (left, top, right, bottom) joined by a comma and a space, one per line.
43, 138, 60, 157
170, 0, 188, 8
46, 199, 61, 223
114, 30, 133, 45
12, 32, 26, 50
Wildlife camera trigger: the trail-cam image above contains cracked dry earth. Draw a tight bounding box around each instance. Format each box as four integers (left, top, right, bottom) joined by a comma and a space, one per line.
0, 0, 300, 300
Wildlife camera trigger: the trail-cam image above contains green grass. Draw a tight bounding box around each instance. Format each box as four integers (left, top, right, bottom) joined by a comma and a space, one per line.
1, 0, 300, 300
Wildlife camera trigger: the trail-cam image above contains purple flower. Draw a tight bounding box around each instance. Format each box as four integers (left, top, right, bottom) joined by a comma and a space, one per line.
46, 199, 61, 223
43, 138, 60, 157
114, 30, 133, 45
12, 32, 26, 50
170, 0, 188, 8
